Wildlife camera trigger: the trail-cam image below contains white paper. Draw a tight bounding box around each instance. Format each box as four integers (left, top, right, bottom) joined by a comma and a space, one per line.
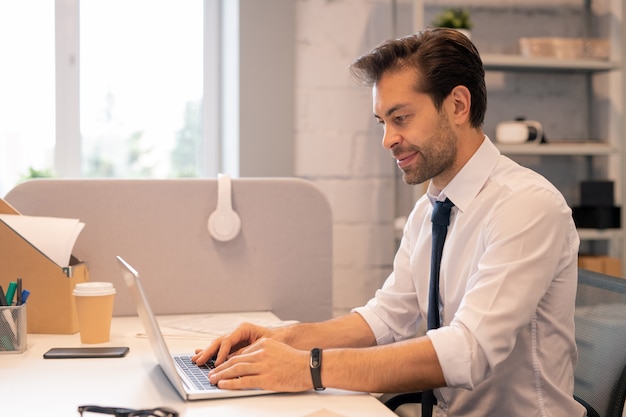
161, 313, 298, 339
0, 214, 85, 267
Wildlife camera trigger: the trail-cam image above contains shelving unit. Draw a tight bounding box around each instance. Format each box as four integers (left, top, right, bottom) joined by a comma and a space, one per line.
482, 53, 620, 73
483, 3, 625, 276
413, 0, 625, 276
495, 142, 616, 156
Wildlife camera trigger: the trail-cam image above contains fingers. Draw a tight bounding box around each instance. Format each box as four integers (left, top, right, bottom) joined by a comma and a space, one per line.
191, 345, 214, 366
192, 322, 266, 366
208, 356, 254, 387
208, 344, 270, 390
207, 339, 311, 392
214, 375, 263, 390
192, 337, 232, 366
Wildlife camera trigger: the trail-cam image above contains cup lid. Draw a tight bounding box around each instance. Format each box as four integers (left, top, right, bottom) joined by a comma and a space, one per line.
73, 282, 116, 296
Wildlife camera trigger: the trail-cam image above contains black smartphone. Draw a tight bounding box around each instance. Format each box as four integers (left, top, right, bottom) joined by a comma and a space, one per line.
43, 346, 129, 359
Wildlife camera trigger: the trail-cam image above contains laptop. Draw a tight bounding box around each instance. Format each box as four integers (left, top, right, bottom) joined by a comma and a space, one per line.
116, 255, 276, 400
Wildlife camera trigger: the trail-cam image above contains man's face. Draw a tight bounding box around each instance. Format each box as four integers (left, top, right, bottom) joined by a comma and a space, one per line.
373, 67, 457, 186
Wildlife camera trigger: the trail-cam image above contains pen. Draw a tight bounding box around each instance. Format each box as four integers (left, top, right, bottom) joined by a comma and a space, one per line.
0, 286, 7, 306
0, 283, 20, 352
16, 278, 22, 306
20, 289, 30, 305
5, 282, 16, 306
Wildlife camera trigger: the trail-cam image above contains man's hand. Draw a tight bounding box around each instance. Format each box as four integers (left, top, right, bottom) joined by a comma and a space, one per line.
207, 338, 312, 392
192, 322, 279, 367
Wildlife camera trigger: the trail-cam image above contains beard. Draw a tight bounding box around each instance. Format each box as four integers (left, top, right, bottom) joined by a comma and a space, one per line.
396, 112, 458, 186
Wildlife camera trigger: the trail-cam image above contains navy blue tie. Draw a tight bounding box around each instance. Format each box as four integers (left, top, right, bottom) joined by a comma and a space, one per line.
423, 198, 454, 416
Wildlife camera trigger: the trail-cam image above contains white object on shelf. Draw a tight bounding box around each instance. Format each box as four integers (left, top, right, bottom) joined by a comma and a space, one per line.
519, 37, 610, 60
495, 120, 543, 144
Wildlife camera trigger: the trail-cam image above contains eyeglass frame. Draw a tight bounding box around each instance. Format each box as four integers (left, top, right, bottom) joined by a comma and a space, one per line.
77, 405, 178, 417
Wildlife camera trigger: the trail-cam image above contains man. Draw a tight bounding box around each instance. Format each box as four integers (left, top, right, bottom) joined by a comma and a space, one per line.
193, 28, 584, 416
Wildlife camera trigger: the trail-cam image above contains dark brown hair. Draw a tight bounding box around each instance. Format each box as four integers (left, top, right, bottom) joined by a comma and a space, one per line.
350, 28, 486, 128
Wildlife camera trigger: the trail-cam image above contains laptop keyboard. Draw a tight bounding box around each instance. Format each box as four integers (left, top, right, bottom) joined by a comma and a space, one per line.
174, 355, 217, 390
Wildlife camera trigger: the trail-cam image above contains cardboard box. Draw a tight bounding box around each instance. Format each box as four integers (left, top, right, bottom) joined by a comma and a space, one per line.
0, 199, 88, 334
578, 255, 622, 278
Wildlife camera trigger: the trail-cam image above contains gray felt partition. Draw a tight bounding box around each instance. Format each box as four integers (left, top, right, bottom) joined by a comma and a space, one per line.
4, 178, 333, 322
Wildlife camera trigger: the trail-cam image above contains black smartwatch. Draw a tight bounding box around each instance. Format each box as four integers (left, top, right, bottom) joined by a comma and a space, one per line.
309, 348, 325, 391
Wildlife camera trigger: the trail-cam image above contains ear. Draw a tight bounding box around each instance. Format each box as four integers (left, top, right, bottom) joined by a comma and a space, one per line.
450, 85, 472, 125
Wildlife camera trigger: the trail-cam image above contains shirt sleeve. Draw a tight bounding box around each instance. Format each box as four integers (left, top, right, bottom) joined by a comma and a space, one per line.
427, 321, 488, 389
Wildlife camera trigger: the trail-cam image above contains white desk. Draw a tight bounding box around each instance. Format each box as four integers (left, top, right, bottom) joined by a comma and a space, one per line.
0, 314, 397, 417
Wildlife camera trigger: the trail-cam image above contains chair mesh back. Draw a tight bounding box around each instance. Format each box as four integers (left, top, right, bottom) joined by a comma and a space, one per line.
574, 269, 626, 417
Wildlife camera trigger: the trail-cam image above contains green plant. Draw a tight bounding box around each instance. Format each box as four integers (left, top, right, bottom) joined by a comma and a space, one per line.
433, 8, 472, 30
20, 166, 55, 182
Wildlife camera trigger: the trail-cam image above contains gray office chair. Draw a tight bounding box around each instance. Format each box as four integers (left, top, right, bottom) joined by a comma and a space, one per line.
574, 268, 626, 417
380, 268, 626, 417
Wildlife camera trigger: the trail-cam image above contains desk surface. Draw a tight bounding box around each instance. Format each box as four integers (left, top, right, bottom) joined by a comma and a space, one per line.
0, 314, 396, 417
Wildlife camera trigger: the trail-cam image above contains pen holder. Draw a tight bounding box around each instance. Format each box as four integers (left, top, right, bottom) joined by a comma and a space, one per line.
0, 304, 27, 353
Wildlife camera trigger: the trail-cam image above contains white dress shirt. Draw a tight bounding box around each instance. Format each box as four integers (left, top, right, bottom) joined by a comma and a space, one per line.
355, 137, 585, 416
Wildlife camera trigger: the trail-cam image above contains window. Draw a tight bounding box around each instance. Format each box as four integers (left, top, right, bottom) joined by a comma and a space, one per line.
0, 0, 218, 196
0, 0, 293, 198
80, 0, 204, 178
0, 0, 55, 194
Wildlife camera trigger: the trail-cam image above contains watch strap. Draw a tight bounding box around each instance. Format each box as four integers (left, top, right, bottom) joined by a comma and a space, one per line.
309, 347, 325, 391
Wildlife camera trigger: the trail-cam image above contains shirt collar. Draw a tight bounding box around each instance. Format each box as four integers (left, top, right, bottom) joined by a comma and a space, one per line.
426, 135, 499, 212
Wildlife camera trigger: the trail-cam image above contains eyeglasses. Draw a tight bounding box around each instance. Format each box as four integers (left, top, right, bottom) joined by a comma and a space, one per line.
78, 405, 178, 417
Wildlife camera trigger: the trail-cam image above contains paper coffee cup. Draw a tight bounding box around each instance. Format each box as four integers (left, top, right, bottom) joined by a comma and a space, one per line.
73, 282, 116, 344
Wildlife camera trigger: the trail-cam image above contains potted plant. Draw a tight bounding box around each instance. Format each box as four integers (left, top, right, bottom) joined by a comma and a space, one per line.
432, 8, 473, 39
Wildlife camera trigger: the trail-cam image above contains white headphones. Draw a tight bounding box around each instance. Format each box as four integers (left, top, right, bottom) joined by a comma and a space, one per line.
207, 173, 241, 242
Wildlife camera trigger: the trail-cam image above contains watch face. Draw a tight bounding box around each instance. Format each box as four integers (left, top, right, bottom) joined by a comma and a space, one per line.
310, 348, 321, 367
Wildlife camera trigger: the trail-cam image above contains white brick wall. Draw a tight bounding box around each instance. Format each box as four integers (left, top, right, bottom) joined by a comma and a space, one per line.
294, 0, 398, 316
